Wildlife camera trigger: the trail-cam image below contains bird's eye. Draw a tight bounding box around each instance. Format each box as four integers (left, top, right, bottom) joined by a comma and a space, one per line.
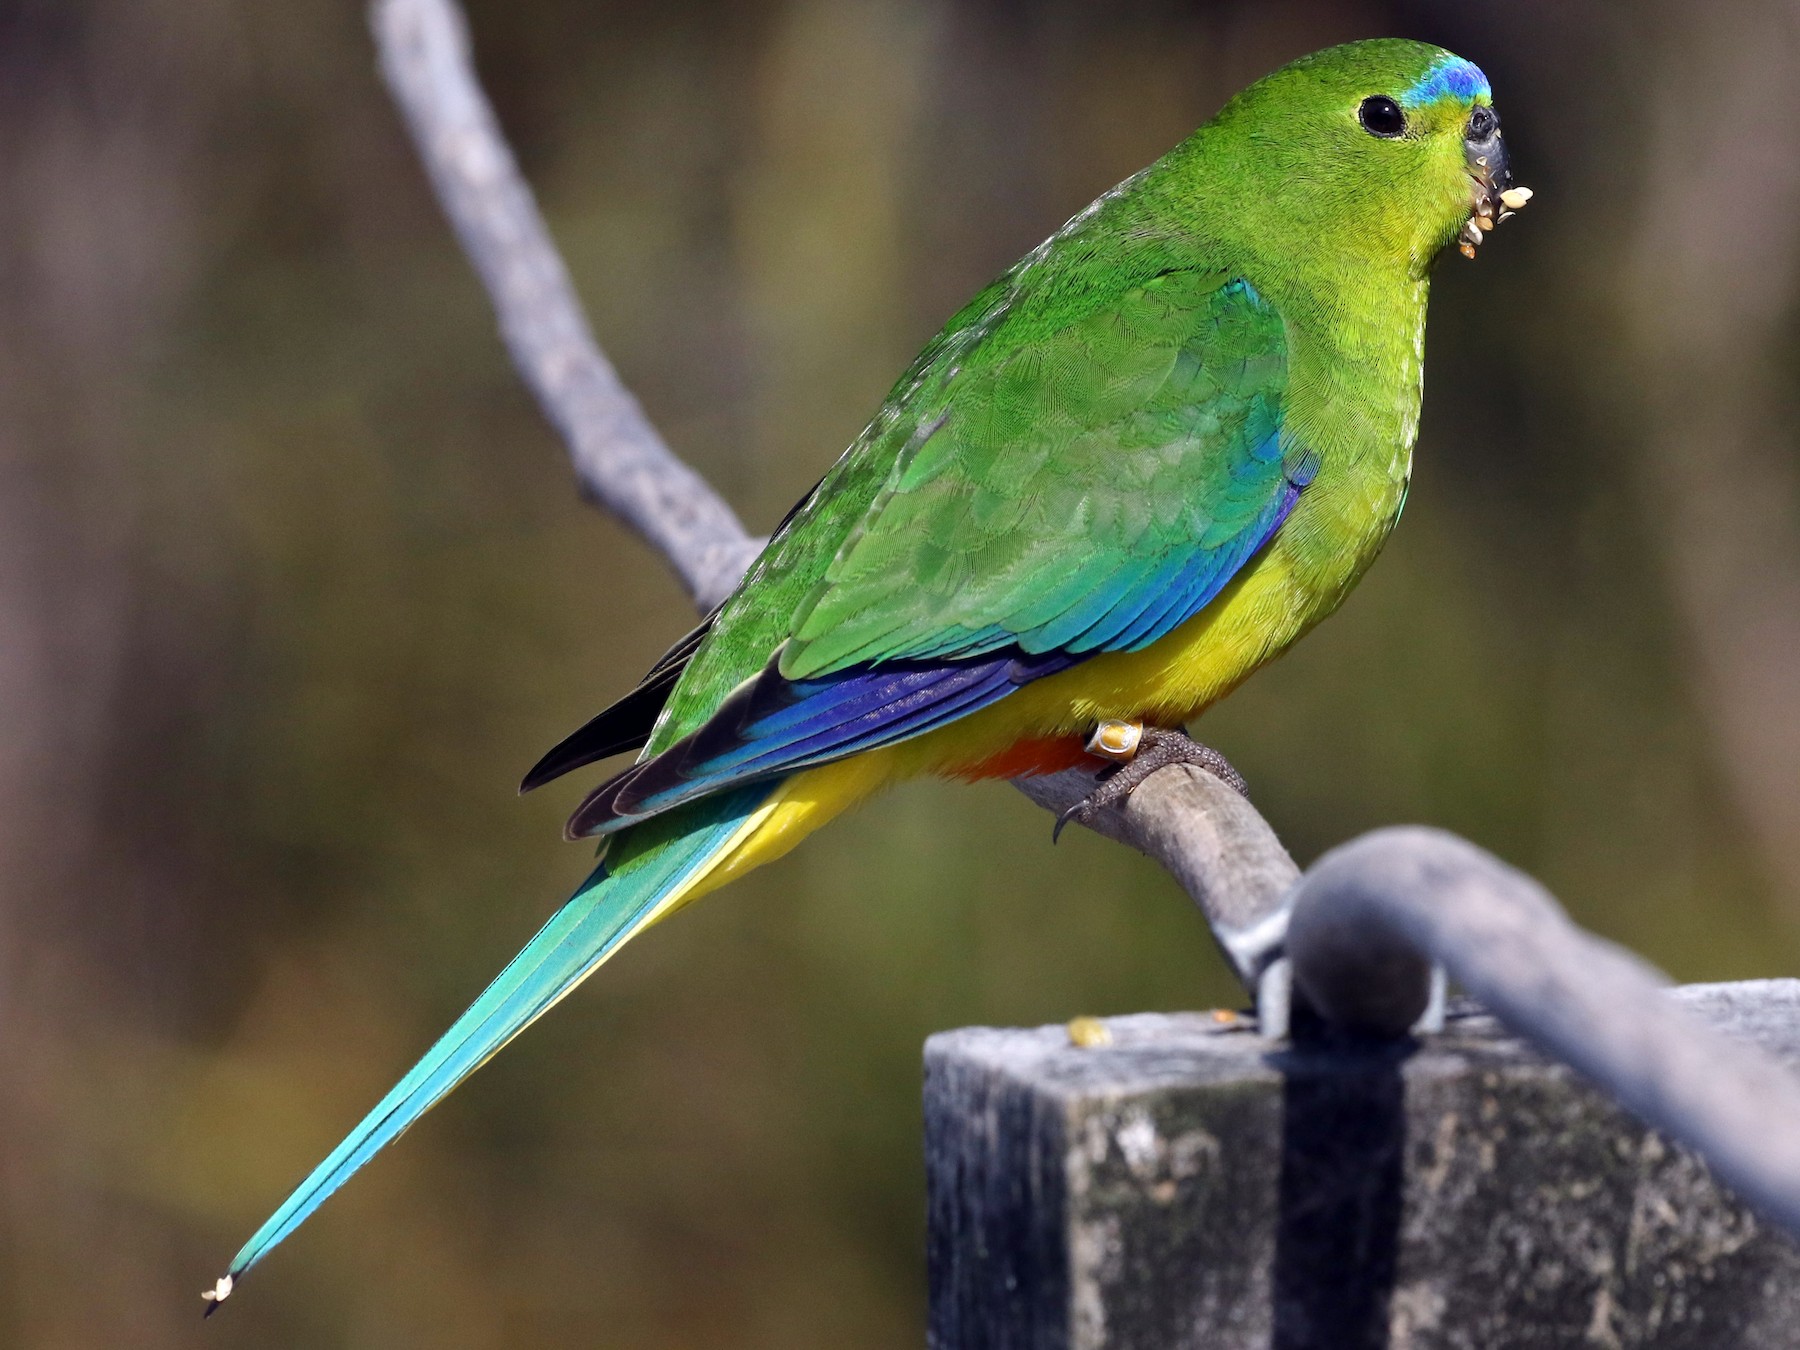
1467, 105, 1499, 140
1358, 95, 1407, 138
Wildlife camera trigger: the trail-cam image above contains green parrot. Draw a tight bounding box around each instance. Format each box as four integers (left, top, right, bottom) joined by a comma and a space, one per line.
208, 37, 1526, 1306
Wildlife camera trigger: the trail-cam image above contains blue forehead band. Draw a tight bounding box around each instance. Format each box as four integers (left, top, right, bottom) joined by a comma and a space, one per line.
1399, 57, 1491, 109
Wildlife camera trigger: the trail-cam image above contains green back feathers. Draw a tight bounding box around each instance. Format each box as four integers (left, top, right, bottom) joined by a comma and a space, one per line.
647, 39, 1496, 754
780, 271, 1294, 676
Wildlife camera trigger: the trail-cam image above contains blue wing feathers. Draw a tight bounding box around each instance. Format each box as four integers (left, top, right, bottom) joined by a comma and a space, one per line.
596, 653, 1075, 828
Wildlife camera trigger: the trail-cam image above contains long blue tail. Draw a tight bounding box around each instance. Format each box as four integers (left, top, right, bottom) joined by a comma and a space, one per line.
207, 784, 772, 1310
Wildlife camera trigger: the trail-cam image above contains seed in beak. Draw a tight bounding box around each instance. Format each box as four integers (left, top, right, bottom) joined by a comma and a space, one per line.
1474, 215, 1494, 232
1499, 186, 1533, 210
1458, 241, 1478, 259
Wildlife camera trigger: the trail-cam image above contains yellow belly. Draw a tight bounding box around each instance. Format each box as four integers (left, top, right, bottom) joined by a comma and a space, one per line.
918, 543, 1314, 757
663, 543, 1324, 911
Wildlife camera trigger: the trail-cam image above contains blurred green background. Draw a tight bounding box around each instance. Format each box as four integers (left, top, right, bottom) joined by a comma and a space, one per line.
3, 0, 1798, 1344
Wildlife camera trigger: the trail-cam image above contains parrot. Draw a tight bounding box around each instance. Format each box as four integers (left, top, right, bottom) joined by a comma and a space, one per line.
206, 37, 1528, 1307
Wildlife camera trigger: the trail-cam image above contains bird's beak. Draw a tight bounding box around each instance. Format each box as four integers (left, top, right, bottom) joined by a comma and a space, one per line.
1459, 122, 1530, 259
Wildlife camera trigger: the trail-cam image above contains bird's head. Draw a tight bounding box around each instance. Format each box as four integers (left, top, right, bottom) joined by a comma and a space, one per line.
1187, 40, 1530, 279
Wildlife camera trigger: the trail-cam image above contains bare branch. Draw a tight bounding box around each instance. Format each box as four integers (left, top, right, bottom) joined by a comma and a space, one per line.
371, 0, 762, 610
1015, 764, 1298, 987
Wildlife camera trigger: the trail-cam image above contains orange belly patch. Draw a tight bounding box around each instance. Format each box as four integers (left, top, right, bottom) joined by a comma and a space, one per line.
949, 734, 1093, 782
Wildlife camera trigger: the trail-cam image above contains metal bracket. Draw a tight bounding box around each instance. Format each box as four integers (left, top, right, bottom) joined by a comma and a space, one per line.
1256, 956, 1293, 1041
1254, 954, 1447, 1041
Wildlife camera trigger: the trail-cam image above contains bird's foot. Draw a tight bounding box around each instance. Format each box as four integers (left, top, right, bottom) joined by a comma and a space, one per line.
1052, 723, 1249, 842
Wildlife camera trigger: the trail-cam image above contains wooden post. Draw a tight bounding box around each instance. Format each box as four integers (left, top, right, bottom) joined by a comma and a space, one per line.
926, 981, 1800, 1350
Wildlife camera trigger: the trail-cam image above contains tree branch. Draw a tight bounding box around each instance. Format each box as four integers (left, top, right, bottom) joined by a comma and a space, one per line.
371, 0, 761, 610
369, 0, 1800, 1240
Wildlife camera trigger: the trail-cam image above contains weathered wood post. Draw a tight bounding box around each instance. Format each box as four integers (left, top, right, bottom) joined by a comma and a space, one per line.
926, 983, 1800, 1349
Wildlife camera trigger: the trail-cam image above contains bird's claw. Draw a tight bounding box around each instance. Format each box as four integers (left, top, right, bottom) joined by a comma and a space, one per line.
1052, 768, 1118, 843
1052, 725, 1249, 842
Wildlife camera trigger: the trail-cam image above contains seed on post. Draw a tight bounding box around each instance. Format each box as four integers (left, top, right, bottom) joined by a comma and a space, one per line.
1066, 1016, 1114, 1048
